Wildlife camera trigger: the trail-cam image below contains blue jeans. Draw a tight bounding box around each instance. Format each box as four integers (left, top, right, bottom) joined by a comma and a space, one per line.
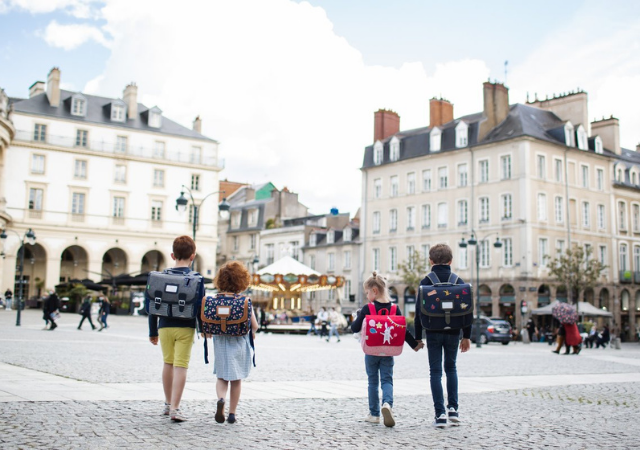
364, 355, 394, 416
426, 333, 460, 417
328, 324, 340, 341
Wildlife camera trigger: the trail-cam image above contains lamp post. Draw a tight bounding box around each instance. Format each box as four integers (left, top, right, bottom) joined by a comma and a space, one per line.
175, 186, 230, 242
459, 231, 502, 348
1, 228, 37, 326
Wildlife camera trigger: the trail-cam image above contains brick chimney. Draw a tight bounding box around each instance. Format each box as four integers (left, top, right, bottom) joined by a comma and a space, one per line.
429, 98, 454, 128
591, 116, 621, 155
478, 81, 510, 141
29, 81, 45, 98
46, 67, 61, 107
193, 115, 202, 133
123, 83, 138, 120
373, 109, 400, 142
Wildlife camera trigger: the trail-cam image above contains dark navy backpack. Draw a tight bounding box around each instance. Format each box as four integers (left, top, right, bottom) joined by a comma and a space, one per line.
418, 272, 473, 331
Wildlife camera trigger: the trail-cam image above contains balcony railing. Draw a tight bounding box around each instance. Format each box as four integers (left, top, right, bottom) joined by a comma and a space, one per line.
620, 270, 632, 283
15, 130, 222, 168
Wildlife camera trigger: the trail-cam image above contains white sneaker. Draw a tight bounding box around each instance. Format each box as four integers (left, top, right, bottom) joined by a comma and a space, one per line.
432, 413, 448, 428
364, 414, 380, 424
448, 407, 460, 425
381, 403, 395, 427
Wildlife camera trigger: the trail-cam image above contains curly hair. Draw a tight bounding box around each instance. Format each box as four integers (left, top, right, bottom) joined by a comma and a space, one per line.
215, 260, 251, 293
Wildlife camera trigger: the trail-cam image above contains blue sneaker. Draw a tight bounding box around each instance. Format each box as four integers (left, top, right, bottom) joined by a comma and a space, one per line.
433, 414, 447, 428
448, 407, 460, 425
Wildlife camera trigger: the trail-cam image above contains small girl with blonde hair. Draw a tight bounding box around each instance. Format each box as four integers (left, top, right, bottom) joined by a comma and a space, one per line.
351, 272, 424, 427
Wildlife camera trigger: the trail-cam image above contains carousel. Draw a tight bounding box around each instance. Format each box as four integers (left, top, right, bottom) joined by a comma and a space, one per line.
250, 256, 344, 311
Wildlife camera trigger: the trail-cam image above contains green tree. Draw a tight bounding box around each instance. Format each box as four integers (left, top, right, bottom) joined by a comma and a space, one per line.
398, 251, 429, 289
546, 245, 606, 303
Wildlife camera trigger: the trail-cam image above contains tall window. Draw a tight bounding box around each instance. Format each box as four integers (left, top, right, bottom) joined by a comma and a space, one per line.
619, 201, 627, 230
250, 234, 256, 250
389, 209, 398, 231
111, 103, 125, 122
503, 238, 513, 266
344, 250, 351, 269
266, 244, 274, 265
390, 176, 399, 197
112, 197, 125, 217
72, 97, 86, 116
373, 142, 383, 165
633, 204, 640, 232
458, 200, 468, 225
479, 240, 490, 267
191, 174, 200, 191
423, 169, 432, 191
634, 246, 640, 271
537, 155, 546, 179
233, 236, 239, 251
390, 139, 400, 161
327, 231, 335, 244
343, 227, 352, 241
153, 169, 164, 187
328, 253, 335, 271
292, 242, 301, 262
31, 154, 45, 174
430, 128, 441, 152
374, 178, 382, 198
114, 165, 126, 183
34, 124, 46, 142
500, 155, 511, 180
406, 245, 415, 269
597, 168, 604, 191
407, 172, 416, 194
373, 248, 380, 272
190, 146, 202, 164
501, 194, 512, 220
151, 200, 163, 222
555, 197, 564, 223
438, 167, 448, 189
406, 206, 416, 230
479, 160, 489, 183
582, 165, 589, 188
479, 197, 490, 223
154, 141, 165, 158
116, 136, 127, 153
582, 202, 590, 228
458, 247, 468, 269
437, 202, 448, 228
372, 211, 381, 233
620, 243, 628, 271
556, 239, 566, 254
76, 129, 88, 147
597, 204, 605, 229
74, 160, 87, 179
71, 192, 85, 215
458, 163, 468, 187
421, 244, 430, 260
537, 193, 547, 221
539, 238, 549, 267
598, 245, 607, 266
422, 204, 431, 228
389, 247, 397, 272
28, 188, 43, 210
555, 159, 563, 183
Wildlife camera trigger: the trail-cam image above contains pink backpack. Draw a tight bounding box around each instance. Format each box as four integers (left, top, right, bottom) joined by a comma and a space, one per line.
360, 303, 406, 356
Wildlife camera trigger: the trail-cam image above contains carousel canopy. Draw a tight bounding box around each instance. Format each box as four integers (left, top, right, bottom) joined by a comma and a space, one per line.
257, 256, 320, 276
252, 256, 343, 293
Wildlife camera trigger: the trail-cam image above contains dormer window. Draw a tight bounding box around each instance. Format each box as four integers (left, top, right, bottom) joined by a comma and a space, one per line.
595, 136, 603, 154
455, 121, 468, 148
390, 137, 400, 162
71, 94, 87, 117
576, 125, 588, 150
373, 141, 383, 165
309, 233, 317, 247
111, 101, 126, 122
148, 106, 162, 128
343, 227, 352, 242
327, 230, 335, 244
564, 122, 575, 147
430, 127, 441, 152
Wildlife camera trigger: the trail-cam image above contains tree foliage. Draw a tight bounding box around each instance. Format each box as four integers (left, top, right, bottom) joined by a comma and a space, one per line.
398, 251, 429, 289
546, 245, 606, 302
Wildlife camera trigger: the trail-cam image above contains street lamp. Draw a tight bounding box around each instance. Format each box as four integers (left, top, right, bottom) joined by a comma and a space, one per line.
175, 186, 230, 242
1, 228, 37, 326
459, 231, 502, 348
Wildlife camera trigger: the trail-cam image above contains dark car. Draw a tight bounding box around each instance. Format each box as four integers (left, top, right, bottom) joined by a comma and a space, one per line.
470, 317, 512, 345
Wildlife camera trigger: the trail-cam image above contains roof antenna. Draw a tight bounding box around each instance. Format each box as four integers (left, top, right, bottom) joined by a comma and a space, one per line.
504, 60, 509, 85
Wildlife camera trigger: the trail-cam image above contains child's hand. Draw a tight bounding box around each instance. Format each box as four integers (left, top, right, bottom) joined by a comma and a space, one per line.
414, 341, 425, 352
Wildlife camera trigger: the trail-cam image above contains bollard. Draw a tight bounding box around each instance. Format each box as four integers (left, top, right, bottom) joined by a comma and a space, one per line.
521, 328, 530, 344
613, 337, 622, 350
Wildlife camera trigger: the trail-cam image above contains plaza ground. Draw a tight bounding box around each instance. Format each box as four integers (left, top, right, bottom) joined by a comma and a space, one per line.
1, 309, 639, 449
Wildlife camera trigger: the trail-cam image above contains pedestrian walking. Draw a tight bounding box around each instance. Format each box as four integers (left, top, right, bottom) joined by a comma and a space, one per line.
307, 309, 317, 336
327, 307, 341, 343
98, 296, 110, 331
417, 244, 470, 428
147, 235, 204, 422
208, 261, 259, 425
44, 290, 60, 330
526, 318, 537, 342
317, 307, 329, 339
351, 271, 423, 427
77, 296, 96, 330
4, 288, 12, 310
563, 323, 582, 354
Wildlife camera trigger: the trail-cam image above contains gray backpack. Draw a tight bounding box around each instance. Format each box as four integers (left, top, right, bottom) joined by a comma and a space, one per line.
145, 269, 202, 319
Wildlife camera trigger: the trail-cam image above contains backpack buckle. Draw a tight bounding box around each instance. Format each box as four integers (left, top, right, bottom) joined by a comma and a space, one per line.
154, 297, 162, 305
179, 300, 186, 306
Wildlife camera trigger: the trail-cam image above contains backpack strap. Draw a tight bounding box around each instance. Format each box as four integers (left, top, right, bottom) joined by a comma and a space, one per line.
390, 304, 398, 315
426, 272, 440, 285
367, 303, 377, 316
448, 273, 459, 285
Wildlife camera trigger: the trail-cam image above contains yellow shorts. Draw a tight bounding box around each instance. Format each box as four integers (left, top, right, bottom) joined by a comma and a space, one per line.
159, 327, 195, 369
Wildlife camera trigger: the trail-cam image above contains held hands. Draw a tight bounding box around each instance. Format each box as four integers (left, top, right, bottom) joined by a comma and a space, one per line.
149, 336, 158, 346
459, 338, 471, 353
414, 340, 425, 352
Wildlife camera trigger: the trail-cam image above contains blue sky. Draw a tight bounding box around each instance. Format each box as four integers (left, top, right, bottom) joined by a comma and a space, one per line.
1, 0, 639, 214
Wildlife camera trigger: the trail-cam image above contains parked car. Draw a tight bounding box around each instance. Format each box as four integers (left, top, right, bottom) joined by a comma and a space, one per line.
470, 317, 512, 345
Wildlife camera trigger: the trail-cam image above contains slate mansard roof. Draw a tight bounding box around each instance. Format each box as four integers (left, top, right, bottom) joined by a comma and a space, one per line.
361, 103, 611, 169
10, 91, 216, 143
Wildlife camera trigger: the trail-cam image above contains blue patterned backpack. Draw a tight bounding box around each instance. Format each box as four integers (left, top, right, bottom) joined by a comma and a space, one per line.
201, 294, 252, 336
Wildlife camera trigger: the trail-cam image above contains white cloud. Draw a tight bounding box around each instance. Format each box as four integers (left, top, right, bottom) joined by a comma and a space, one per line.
40, 19, 110, 50
0, 0, 102, 18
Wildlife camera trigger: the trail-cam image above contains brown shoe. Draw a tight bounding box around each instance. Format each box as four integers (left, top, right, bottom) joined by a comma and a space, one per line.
215, 398, 225, 423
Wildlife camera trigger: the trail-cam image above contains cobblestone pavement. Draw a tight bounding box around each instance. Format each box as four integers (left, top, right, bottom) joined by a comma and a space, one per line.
1, 309, 640, 449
